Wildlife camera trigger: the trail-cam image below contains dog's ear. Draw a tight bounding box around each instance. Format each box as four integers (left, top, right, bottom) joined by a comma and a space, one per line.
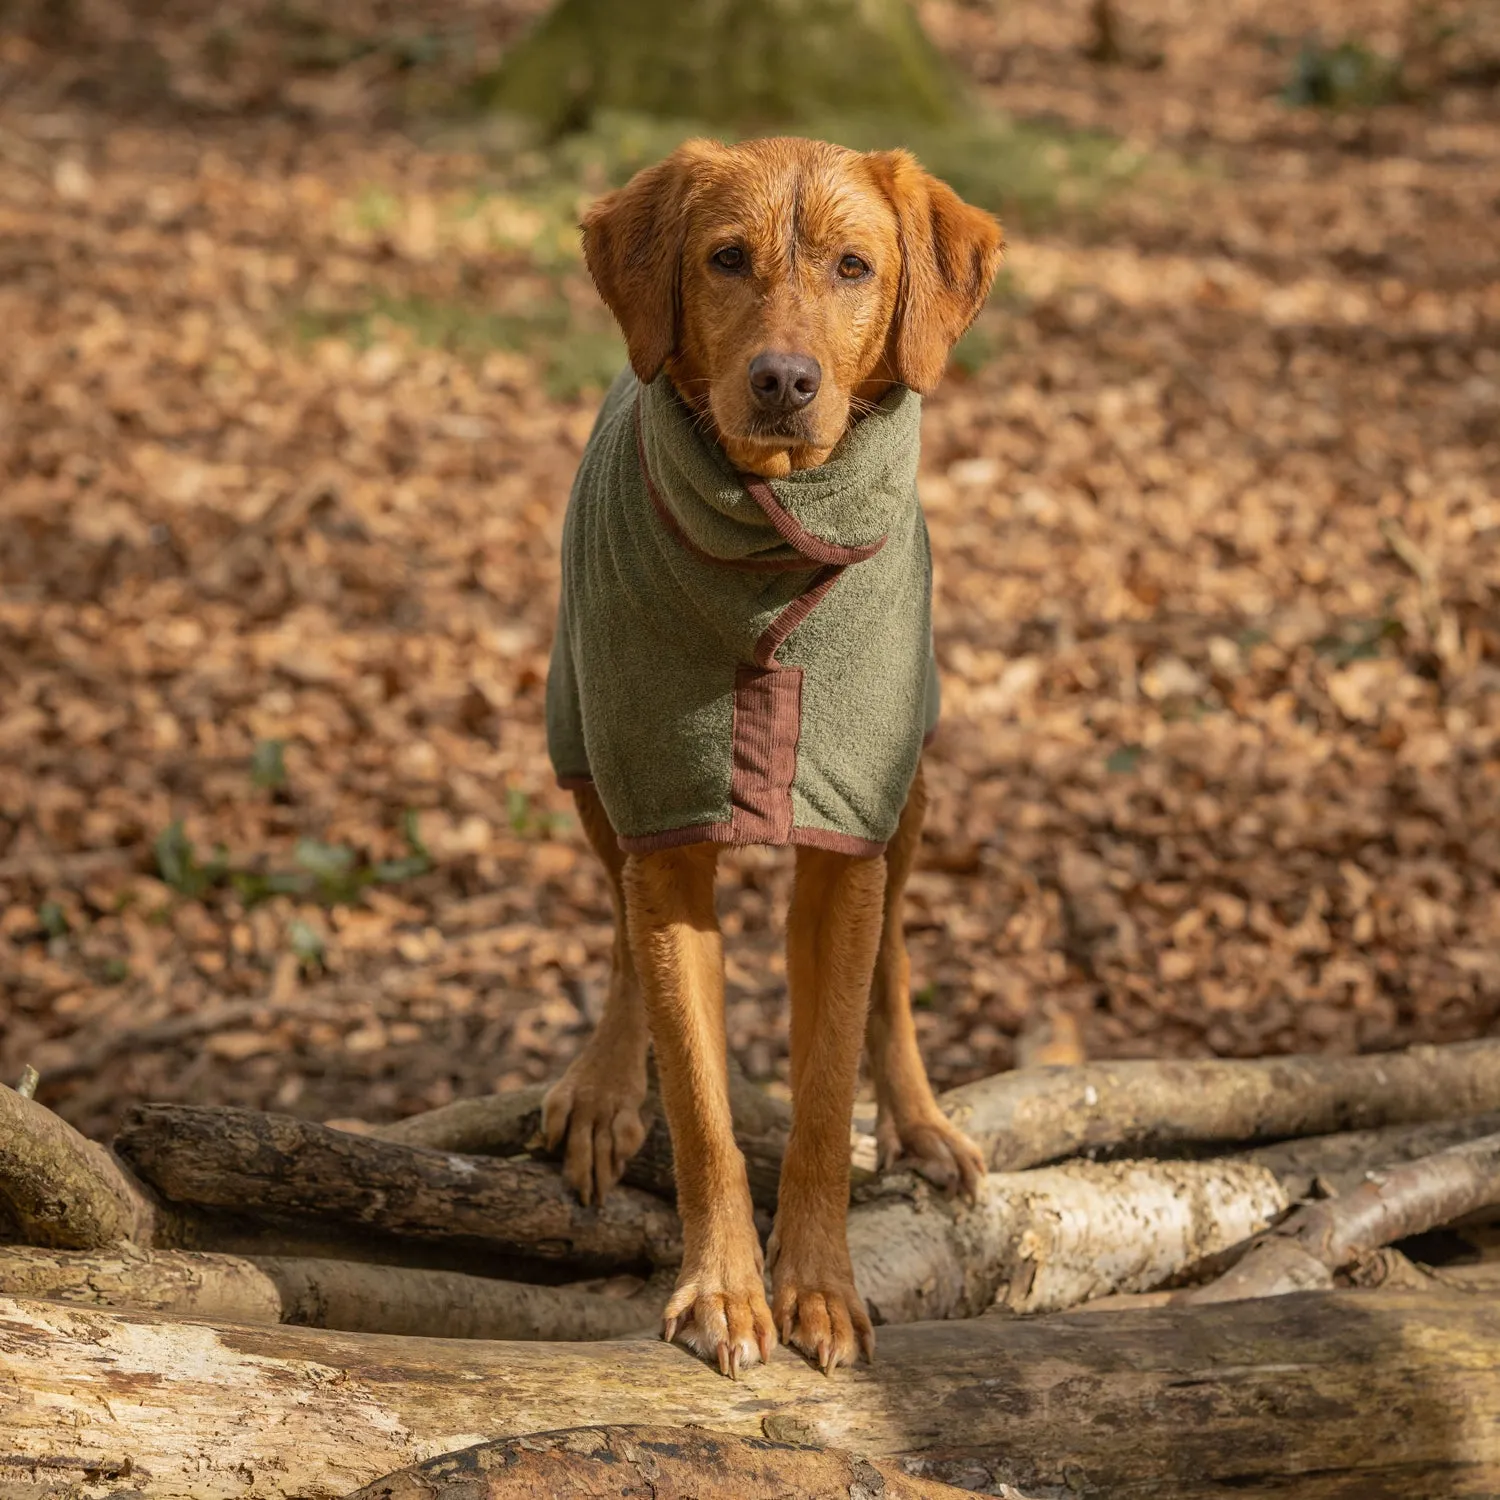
582, 142, 717, 383
867, 150, 1004, 393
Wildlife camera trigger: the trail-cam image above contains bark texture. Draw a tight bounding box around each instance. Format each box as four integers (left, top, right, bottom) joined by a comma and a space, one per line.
0, 1084, 154, 1248
346, 1427, 984, 1500
0, 1246, 663, 1341
943, 1039, 1500, 1171
0, 1290, 1494, 1500
850, 1158, 1286, 1322
1188, 1131, 1500, 1303
115, 1104, 682, 1270
374, 1070, 805, 1211
1237, 1109, 1500, 1199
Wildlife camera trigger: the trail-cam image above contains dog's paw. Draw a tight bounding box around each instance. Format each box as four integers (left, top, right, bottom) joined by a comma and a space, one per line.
662, 1259, 775, 1379
768, 1254, 874, 1375
543, 1053, 649, 1206
875, 1109, 986, 1202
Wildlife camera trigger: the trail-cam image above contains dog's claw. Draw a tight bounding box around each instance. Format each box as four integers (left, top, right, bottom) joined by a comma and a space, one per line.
661, 1267, 775, 1379
877, 1112, 986, 1201
771, 1274, 873, 1375
542, 1051, 649, 1207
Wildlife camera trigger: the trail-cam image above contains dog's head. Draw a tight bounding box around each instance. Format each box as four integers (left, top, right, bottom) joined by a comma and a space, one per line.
582, 137, 1004, 477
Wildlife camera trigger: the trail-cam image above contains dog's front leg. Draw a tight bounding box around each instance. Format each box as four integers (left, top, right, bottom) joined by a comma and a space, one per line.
624, 842, 774, 1377
769, 846, 885, 1373
543, 784, 650, 1205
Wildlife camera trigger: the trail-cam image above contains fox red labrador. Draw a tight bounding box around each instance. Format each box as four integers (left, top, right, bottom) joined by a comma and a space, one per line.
543, 136, 1003, 1376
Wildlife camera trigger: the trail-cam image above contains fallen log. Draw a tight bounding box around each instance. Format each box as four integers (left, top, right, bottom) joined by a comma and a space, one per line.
0, 1087, 590, 1283
0, 1289, 1495, 1499
1186, 1131, 1500, 1303
943, 1038, 1500, 1171
0, 1246, 663, 1341
372, 1040, 1500, 1199
115, 1104, 682, 1270
346, 1427, 988, 1500
1237, 1109, 1500, 1199
0, 1085, 155, 1248
850, 1157, 1285, 1321
113, 1101, 1293, 1325
0, 1089, 1290, 1330
371, 1068, 811, 1210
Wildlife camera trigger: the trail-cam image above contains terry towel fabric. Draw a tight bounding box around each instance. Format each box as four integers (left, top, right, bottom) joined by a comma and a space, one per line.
546, 369, 939, 855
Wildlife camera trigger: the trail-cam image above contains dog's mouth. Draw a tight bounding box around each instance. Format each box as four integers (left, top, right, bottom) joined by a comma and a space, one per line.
742, 411, 813, 442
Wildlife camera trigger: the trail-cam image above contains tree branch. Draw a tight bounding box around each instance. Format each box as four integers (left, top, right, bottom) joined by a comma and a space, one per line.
0, 1245, 664, 1341
1186, 1132, 1500, 1303
114, 1104, 682, 1271
943, 1039, 1500, 1170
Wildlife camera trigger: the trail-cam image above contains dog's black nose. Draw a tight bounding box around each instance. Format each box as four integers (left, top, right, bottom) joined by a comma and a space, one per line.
748, 351, 821, 411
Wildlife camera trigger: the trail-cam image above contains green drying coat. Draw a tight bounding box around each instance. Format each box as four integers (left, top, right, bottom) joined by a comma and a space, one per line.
546, 369, 938, 856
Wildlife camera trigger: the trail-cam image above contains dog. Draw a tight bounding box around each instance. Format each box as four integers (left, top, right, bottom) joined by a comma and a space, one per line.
542, 137, 1003, 1377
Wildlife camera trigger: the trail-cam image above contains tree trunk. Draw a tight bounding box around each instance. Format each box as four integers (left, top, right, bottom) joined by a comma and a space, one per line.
0, 1290, 1495, 1499
479, 0, 961, 134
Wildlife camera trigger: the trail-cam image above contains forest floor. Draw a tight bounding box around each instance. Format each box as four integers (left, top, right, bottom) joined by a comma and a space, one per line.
1, 0, 1497, 1138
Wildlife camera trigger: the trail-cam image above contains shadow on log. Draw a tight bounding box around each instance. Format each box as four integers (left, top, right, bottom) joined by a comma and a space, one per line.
347, 1426, 987, 1500
0, 1290, 1493, 1499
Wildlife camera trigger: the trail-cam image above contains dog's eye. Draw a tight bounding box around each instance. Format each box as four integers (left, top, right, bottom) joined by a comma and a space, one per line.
712, 246, 746, 272
838, 254, 870, 280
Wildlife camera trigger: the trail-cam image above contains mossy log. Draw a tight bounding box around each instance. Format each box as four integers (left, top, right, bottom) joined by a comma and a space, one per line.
0, 1290, 1496, 1499
479, 0, 961, 134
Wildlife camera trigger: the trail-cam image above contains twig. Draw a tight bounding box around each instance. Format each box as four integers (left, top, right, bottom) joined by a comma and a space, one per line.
40, 998, 342, 1084
1184, 1131, 1500, 1303
1380, 515, 1462, 666
0, 847, 137, 882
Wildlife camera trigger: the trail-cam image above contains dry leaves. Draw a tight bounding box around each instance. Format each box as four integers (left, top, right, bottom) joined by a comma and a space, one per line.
0, 0, 1496, 1138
